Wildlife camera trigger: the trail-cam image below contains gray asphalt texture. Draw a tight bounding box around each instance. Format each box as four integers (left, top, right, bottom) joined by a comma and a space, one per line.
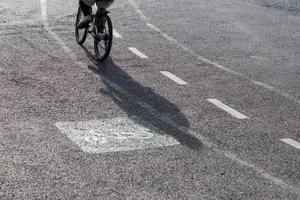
0, 0, 299, 199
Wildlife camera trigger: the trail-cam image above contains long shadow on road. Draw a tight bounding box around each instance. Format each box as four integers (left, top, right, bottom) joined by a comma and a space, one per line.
81, 46, 203, 151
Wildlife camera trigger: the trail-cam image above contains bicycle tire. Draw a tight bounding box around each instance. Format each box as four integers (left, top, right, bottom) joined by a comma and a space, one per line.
94, 14, 113, 61
75, 6, 88, 45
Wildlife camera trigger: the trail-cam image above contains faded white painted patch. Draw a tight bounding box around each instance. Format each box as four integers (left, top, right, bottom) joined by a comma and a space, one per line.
55, 116, 179, 153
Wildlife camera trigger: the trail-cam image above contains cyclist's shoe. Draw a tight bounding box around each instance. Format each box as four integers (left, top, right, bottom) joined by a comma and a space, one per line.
78, 15, 92, 29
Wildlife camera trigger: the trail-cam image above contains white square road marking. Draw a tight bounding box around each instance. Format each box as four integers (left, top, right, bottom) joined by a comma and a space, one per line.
55, 116, 179, 153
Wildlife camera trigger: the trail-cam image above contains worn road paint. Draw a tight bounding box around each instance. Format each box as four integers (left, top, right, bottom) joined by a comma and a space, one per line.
55, 116, 179, 153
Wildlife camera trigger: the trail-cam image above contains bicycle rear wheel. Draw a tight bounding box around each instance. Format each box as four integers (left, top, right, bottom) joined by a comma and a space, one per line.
75, 6, 88, 45
94, 14, 113, 61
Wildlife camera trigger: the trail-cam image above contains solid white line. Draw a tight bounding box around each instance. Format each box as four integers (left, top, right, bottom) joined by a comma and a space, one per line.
207, 99, 249, 119
281, 139, 300, 150
160, 71, 188, 85
113, 29, 122, 38
40, 0, 47, 20
128, 47, 148, 58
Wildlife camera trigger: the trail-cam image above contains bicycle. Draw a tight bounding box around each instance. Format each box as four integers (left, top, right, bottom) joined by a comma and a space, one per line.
75, 0, 113, 61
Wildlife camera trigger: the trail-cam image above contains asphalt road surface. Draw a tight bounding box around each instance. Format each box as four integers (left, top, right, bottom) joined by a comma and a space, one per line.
0, 0, 299, 199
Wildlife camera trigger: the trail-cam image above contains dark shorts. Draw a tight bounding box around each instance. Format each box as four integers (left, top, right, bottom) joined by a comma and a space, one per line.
79, 0, 91, 16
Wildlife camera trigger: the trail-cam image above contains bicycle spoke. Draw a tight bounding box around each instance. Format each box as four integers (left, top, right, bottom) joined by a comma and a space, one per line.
98, 41, 106, 50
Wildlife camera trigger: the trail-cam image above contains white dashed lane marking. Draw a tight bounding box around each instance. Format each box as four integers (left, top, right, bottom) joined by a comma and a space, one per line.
207, 99, 249, 119
128, 0, 300, 105
128, 47, 148, 58
113, 29, 122, 38
281, 139, 300, 150
160, 71, 188, 85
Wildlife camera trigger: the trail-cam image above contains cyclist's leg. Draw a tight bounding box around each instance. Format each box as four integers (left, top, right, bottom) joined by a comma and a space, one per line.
78, 0, 93, 29
95, 4, 106, 33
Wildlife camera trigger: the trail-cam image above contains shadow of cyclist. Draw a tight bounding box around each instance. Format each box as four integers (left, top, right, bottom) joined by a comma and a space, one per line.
81, 46, 203, 151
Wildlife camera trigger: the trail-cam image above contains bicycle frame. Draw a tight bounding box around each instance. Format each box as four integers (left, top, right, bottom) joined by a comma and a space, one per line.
89, 7, 110, 40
